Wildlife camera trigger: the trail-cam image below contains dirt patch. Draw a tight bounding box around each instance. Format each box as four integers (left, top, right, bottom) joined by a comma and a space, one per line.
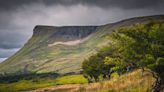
28, 84, 83, 92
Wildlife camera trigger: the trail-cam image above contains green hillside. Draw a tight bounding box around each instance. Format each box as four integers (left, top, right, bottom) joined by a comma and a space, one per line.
0, 15, 164, 75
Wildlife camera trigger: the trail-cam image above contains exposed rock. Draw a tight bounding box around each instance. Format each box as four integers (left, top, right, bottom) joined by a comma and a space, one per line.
33, 25, 98, 43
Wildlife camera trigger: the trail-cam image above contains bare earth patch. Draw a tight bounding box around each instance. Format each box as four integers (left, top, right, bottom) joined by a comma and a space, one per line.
28, 84, 82, 92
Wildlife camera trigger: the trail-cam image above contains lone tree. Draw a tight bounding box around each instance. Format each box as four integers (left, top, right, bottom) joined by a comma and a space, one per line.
105, 21, 164, 91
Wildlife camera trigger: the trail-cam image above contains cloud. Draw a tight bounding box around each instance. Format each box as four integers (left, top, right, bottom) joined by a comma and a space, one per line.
0, 48, 20, 62
0, 28, 31, 49
0, 48, 19, 58
0, 0, 164, 11
0, 58, 7, 63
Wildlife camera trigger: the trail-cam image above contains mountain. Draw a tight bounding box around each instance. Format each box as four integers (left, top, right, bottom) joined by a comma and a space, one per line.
0, 15, 164, 75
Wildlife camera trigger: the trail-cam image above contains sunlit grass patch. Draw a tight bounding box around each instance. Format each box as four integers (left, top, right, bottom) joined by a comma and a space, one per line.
0, 74, 87, 92
55, 75, 87, 85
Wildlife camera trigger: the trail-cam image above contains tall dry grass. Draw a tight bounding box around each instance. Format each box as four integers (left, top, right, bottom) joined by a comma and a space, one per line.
72, 69, 155, 92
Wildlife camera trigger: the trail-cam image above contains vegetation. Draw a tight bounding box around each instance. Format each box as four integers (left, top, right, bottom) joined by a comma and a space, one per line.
0, 72, 59, 83
30, 69, 155, 92
75, 69, 154, 92
82, 21, 164, 91
82, 46, 115, 82
0, 75, 87, 92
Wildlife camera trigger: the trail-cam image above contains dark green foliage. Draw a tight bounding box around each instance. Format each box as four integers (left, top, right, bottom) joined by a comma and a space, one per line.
105, 21, 164, 91
82, 47, 115, 82
0, 73, 59, 83
82, 55, 103, 82
114, 22, 164, 74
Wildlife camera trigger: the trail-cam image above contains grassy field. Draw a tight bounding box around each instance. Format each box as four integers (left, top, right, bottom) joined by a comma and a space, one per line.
0, 75, 87, 92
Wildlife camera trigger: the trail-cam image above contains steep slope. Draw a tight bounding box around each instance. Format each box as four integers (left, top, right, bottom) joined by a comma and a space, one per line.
0, 15, 164, 75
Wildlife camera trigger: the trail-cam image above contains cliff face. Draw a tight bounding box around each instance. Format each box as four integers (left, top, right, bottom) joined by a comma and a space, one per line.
0, 15, 164, 75
33, 26, 98, 43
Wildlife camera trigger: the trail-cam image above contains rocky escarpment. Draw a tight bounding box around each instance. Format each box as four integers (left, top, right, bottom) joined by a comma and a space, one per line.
33, 25, 98, 44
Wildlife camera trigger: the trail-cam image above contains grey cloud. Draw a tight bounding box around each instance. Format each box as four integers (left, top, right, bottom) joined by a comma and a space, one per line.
0, 11, 13, 29
0, 48, 19, 58
0, 0, 37, 10
0, 58, 7, 62
0, 0, 164, 11
0, 28, 31, 49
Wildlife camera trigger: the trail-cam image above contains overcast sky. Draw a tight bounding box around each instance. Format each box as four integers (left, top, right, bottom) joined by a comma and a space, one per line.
0, 0, 164, 62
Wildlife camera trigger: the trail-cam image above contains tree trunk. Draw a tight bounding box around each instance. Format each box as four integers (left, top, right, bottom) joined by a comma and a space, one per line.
151, 73, 164, 92
103, 74, 106, 80
141, 67, 144, 77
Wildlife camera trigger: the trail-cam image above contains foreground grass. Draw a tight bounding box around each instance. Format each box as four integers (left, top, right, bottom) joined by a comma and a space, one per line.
27, 69, 155, 92
0, 75, 87, 92
73, 69, 155, 92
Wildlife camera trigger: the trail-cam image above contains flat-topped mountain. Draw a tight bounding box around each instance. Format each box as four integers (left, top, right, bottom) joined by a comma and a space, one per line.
0, 15, 164, 75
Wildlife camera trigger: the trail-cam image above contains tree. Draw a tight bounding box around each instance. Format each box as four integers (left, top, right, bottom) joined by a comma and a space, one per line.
82, 47, 115, 82
105, 21, 164, 91
82, 55, 103, 82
